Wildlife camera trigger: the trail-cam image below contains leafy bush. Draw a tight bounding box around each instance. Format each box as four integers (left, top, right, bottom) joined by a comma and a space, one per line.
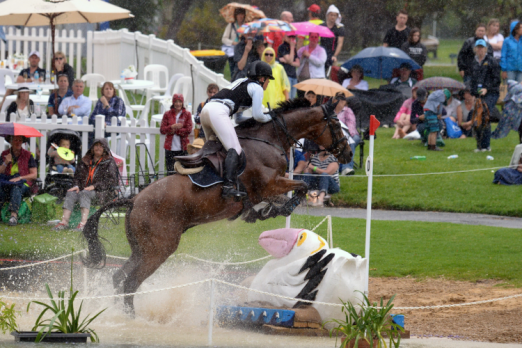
0, 299, 20, 334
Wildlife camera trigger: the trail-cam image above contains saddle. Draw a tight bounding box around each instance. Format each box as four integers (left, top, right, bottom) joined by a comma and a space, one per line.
174, 137, 227, 177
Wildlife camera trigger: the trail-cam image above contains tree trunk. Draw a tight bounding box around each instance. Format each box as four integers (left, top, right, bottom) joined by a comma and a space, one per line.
166, 0, 193, 40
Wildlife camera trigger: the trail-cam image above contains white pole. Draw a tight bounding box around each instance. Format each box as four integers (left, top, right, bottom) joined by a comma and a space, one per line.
285, 147, 294, 228
327, 215, 333, 248
83, 250, 88, 294
208, 279, 215, 346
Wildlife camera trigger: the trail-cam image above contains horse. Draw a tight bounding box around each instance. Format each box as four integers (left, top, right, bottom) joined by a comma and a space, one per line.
81, 98, 352, 315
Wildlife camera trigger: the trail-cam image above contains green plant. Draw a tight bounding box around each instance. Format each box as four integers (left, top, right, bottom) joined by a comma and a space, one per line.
27, 249, 106, 343
324, 292, 403, 348
0, 299, 20, 334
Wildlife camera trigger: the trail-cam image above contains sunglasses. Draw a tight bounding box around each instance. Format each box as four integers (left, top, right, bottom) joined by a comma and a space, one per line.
55, 57, 64, 60
264, 53, 274, 57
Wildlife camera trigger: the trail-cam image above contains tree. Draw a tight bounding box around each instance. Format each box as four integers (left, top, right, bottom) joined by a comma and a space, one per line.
108, 0, 160, 34
175, 2, 224, 50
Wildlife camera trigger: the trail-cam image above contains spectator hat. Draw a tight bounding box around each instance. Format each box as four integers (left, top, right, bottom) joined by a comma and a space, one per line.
14, 85, 33, 94
443, 88, 451, 100
416, 87, 428, 101
475, 39, 487, 47
308, 4, 320, 13
187, 138, 205, 153
399, 62, 412, 70
29, 50, 40, 58
171, 94, 185, 107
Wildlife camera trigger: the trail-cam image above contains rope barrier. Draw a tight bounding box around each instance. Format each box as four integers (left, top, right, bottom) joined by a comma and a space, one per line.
0, 250, 85, 271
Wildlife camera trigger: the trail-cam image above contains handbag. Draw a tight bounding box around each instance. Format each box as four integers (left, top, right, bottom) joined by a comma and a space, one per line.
444, 117, 463, 138
298, 58, 310, 82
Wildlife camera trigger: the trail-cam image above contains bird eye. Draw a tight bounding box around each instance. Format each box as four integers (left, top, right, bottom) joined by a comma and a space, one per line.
297, 232, 307, 246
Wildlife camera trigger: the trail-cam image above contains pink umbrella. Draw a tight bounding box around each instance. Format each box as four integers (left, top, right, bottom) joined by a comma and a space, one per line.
291, 21, 334, 38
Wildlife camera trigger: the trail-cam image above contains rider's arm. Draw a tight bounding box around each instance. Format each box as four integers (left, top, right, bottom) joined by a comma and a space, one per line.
248, 83, 272, 123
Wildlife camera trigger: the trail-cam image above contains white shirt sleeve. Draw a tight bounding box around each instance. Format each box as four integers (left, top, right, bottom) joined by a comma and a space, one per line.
247, 82, 271, 123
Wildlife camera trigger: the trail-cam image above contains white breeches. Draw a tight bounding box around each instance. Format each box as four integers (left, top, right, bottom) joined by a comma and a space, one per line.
200, 102, 242, 154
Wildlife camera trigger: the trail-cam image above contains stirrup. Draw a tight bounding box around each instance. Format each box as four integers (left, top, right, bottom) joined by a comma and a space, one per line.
222, 185, 246, 199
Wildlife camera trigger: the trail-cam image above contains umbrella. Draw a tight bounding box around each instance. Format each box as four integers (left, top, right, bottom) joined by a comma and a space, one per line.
237, 19, 295, 35
0, 123, 43, 139
341, 46, 421, 80
291, 22, 334, 38
0, 0, 133, 71
294, 79, 353, 98
413, 77, 466, 92
219, 3, 265, 24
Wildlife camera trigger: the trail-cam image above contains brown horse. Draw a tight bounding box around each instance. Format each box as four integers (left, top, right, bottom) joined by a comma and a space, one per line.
81, 99, 352, 315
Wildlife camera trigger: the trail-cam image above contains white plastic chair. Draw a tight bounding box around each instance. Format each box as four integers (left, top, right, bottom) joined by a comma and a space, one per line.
144, 64, 169, 97
171, 76, 192, 107
81, 73, 105, 106
0, 69, 15, 97
118, 85, 145, 119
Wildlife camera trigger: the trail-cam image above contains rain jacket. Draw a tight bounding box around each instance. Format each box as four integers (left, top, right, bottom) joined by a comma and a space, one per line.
261, 47, 290, 108
500, 21, 522, 72
470, 54, 501, 96
457, 36, 494, 77
160, 94, 193, 151
423, 90, 447, 114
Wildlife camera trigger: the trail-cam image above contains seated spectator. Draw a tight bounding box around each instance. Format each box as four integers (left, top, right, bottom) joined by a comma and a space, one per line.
53, 51, 75, 88
390, 62, 417, 88
187, 138, 205, 155
53, 138, 118, 232
457, 89, 475, 137
48, 74, 73, 116
297, 32, 327, 82
261, 47, 290, 108
333, 92, 359, 175
89, 82, 125, 126
492, 80, 522, 139
6, 86, 35, 122
285, 147, 307, 178
341, 64, 369, 91
305, 90, 320, 106
233, 33, 265, 81
48, 138, 75, 174
393, 87, 418, 139
493, 151, 522, 185
302, 145, 340, 207
443, 91, 466, 139
160, 94, 193, 175
195, 83, 219, 139
58, 79, 91, 117
401, 28, 427, 68
0, 136, 37, 226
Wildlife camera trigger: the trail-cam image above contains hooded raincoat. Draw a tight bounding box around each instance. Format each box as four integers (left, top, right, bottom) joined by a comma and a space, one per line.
261, 47, 290, 108
500, 21, 522, 73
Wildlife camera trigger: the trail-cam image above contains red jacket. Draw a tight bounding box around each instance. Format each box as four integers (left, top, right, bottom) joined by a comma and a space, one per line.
1, 148, 34, 187
160, 108, 193, 151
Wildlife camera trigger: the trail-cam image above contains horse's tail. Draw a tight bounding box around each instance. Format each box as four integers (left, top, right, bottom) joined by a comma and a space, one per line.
81, 198, 134, 269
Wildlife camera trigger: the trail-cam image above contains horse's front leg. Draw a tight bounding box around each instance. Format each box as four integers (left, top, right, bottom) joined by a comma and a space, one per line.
259, 176, 308, 217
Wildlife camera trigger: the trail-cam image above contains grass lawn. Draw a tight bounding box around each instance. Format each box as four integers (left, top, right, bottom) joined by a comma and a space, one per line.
2, 214, 522, 286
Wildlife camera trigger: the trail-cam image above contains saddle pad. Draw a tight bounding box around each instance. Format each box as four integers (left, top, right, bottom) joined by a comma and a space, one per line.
188, 164, 224, 188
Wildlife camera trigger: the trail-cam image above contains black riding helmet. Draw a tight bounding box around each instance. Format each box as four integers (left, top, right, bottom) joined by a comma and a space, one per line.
247, 61, 275, 80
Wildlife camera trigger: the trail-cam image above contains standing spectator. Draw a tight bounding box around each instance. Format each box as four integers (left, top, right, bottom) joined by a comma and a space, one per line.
266, 11, 293, 53
410, 87, 428, 129
47, 74, 72, 116
492, 80, 522, 139
302, 146, 340, 207
297, 32, 327, 81
320, 5, 345, 70
222, 8, 245, 79
390, 62, 417, 87
6, 86, 34, 122
383, 10, 410, 49
53, 51, 75, 88
233, 34, 265, 81
195, 83, 219, 139
278, 33, 300, 99
299, 4, 323, 48
484, 18, 504, 62
160, 94, 193, 175
458, 24, 494, 84
500, 20, 522, 83
261, 47, 290, 108
401, 28, 427, 67
333, 92, 359, 175
341, 65, 369, 90
58, 79, 91, 117
470, 39, 500, 151
423, 89, 452, 151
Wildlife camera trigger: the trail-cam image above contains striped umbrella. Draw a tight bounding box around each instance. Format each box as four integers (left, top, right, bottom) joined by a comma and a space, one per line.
413, 77, 466, 92
237, 18, 295, 35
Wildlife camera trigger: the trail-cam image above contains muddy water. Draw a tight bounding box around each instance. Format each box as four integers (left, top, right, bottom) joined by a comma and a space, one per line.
0, 258, 337, 347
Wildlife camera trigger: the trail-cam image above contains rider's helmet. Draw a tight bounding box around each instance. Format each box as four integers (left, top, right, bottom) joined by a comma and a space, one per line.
247, 61, 275, 80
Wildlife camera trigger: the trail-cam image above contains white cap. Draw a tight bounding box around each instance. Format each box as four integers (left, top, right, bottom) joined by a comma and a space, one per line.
29, 50, 40, 58
326, 5, 342, 25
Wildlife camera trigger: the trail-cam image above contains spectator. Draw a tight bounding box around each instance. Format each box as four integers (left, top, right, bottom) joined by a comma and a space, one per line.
484, 18, 504, 62
187, 138, 205, 155
195, 83, 219, 139
0, 136, 37, 226
423, 89, 452, 151
53, 51, 75, 88
89, 82, 125, 126
160, 94, 193, 175
493, 152, 522, 185
492, 80, 522, 139
233, 34, 265, 81
341, 65, 369, 91
393, 87, 418, 139
265, 11, 293, 53
261, 47, 290, 108
305, 90, 319, 106
58, 79, 91, 117
17, 51, 46, 83
285, 147, 307, 178
302, 145, 340, 207
6, 86, 34, 122
320, 5, 345, 70
222, 8, 245, 79
297, 32, 327, 81
47, 74, 72, 116
383, 10, 410, 49
470, 39, 500, 151
390, 62, 417, 87
457, 89, 475, 138
278, 32, 300, 99
53, 138, 119, 232
458, 24, 494, 84
500, 20, 522, 83
48, 138, 75, 174
410, 87, 428, 128
298, 4, 323, 49
401, 28, 427, 67
333, 92, 359, 175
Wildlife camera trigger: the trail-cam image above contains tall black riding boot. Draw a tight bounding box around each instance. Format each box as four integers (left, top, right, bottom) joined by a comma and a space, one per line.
222, 149, 247, 199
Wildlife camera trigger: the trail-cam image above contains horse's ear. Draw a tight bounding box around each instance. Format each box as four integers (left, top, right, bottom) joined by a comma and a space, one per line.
323, 98, 338, 116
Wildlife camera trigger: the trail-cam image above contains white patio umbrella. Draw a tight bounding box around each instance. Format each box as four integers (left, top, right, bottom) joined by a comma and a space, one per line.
0, 0, 133, 69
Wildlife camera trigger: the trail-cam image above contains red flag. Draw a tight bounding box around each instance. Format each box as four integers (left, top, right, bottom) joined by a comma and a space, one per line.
369, 115, 380, 136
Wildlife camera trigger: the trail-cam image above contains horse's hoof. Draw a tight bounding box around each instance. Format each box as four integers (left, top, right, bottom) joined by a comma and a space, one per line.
123, 305, 135, 319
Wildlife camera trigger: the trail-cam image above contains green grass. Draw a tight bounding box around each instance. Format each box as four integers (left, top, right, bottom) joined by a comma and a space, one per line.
426, 39, 463, 65
2, 215, 522, 286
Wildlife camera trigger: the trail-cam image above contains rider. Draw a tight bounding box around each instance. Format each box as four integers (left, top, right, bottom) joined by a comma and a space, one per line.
200, 61, 274, 198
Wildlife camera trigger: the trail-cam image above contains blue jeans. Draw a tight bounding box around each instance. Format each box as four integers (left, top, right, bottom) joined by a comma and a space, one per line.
340, 134, 361, 171
507, 71, 522, 83
0, 184, 30, 213
301, 173, 340, 194
56, 164, 76, 173
288, 77, 298, 99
